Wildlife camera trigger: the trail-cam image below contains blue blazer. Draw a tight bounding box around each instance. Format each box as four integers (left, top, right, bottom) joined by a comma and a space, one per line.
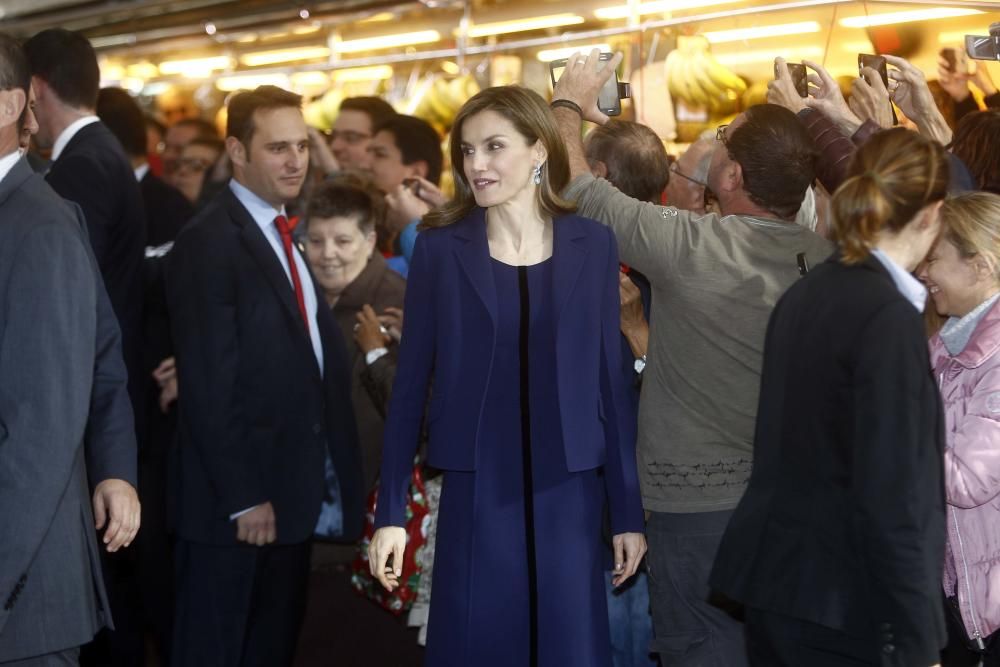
375, 208, 644, 535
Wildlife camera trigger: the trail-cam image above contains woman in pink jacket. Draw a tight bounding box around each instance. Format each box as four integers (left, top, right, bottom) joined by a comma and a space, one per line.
920, 191, 1000, 666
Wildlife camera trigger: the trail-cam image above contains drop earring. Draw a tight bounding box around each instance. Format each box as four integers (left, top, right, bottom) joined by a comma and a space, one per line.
532, 163, 542, 185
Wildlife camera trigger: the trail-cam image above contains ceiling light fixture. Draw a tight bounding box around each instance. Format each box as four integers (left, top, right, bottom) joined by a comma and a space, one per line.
536, 44, 612, 62
216, 73, 291, 92
240, 46, 331, 67
204, 22, 217, 36
594, 0, 742, 20
839, 7, 982, 29
158, 56, 232, 78
462, 14, 585, 38
334, 30, 441, 53
703, 21, 821, 44
332, 65, 394, 82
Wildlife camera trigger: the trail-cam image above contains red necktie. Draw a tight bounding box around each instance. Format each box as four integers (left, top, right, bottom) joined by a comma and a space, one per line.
274, 215, 310, 335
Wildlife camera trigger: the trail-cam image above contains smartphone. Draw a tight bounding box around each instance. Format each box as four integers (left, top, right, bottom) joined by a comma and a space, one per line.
402, 177, 421, 198
966, 24, 1000, 62
550, 52, 624, 116
858, 53, 898, 125
940, 47, 958, 73
776, 61, 808, 97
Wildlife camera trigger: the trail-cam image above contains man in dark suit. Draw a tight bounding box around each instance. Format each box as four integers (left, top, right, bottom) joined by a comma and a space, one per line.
24, 29, 144, 664
0, 34, 113, 666
166, 85, 363, 666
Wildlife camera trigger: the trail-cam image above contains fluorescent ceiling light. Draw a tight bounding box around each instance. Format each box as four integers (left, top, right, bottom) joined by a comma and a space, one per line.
537, 44, 612, 62
293, 25, 322, 35
839, 40, 874, 53
704, 21, 821, 44
594, 0, 740, 20
335, 30, 441, 53
100, 63, 126, 81
240, 46, 331, 67
332, 65, 394, 82
290, 71, 331, 87
127, 62, 160, 79
360, 12, 396, 23
216, 73, 291, 92
158, 56, 233, 77
463, 14, 585, 38
839, 8, 982, 29
938, 31, 968, 44
714, 45, 823, 65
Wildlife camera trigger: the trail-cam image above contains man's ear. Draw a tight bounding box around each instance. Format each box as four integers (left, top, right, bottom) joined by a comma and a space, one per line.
590, 159, 608, 179
226, 136, 247, 169
0, 89, 26, 130
718, 160, 742, 194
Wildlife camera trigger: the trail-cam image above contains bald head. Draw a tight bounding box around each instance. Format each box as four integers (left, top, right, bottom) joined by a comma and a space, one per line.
666, 138, 715, 214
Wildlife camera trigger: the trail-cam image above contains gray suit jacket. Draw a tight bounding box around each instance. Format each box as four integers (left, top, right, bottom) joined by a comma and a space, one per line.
0, 157, 111, 660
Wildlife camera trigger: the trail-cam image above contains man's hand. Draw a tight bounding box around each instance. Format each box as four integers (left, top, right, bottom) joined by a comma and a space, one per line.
552, 49, 624, 125
236, 502, 277, 546
308, 126, 341, 175
152, 356, 178, 413
385, 184, 431, 234
937, 50, 972, 102
850, 68, 894, 130
611, 532, 647, 587
767, 58, 807, 114
93, 478, 140, 552
885, 55, 953, 145
619, 272, 650, 361
801, 60, 862, 135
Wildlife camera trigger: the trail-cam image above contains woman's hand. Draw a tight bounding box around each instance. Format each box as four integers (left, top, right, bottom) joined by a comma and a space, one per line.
611, 532, 647, 587
850, 68, 894, 130
801, 60, 862, 136
354, 305, 391, 353
368, 526, 407, 591
767, 58, 807, 114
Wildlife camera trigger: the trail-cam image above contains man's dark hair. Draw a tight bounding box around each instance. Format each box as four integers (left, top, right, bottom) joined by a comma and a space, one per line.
306, 173, 384, 235
339, 96, 396, 130
725, 104, 817, 220
0, 33, 30, 133
172, 117, 218, 139
24, 29, 100, 110
950, 110, 1000, 194
584, 120, 670, 203
96, 87, 147, 158
374, 114, 443, 186
226, 85, 302, 147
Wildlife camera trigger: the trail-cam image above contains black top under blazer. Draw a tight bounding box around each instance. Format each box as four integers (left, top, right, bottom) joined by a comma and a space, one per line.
710, 254, 947, 667
166, 185, 364, 545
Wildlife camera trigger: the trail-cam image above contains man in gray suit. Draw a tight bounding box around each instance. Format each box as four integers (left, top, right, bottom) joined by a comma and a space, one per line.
0, 35, 113, 666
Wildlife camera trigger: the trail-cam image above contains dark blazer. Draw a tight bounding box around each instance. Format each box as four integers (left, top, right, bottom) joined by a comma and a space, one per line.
140, 171, 194, 248
47, 121, 147, 450
710, 254, 947, 667
166, 185, 364, 545
0, 157, 111, 661
375, 209, 644, 535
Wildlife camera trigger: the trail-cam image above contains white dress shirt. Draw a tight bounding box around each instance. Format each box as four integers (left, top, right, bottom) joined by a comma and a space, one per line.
228, 178, 324, 374
134, 163, 150, 182
0, 150, 22, 185
51, 115, 100, 162
871, 248, 927, 313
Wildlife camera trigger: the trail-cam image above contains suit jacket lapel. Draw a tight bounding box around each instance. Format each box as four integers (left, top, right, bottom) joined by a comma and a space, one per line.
452, 208, 498, 328
228, 190, 318, 372
552, 215, 588, 329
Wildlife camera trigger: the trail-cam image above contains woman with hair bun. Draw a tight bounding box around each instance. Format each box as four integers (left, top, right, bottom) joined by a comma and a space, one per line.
711, 127, 950, 666
919, 192, 1000, 666
367, 86, 646, 665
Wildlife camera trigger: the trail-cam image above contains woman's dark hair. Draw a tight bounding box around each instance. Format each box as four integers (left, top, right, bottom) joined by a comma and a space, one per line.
724, 104, 818, 220
421, 86, 574, 229
950, 110, 1000, 193
832, 127, 949, 265
305, 173, 384, 235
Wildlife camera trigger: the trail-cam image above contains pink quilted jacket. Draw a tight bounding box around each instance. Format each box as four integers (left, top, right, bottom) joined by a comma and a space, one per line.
930, 298, 1000, 643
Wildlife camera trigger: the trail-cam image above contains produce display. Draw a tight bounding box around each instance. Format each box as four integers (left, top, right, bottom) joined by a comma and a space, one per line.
665, 35, 748, 112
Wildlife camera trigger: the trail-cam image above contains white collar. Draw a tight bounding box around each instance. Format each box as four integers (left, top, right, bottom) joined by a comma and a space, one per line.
228, 178, 286, 229
871, 248, 927, 313
51, 115, 100, 162
0, 150, 22, 186
134, 163, 150, 182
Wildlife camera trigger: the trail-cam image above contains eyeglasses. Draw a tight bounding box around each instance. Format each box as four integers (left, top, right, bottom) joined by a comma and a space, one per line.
174, 157, 213, 173
715, 124, 730, 145
326, 129, 371, 145
669, 162, 707, 188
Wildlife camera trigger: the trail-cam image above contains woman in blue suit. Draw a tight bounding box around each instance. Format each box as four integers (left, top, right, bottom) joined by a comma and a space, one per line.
369, 86, 646, 666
